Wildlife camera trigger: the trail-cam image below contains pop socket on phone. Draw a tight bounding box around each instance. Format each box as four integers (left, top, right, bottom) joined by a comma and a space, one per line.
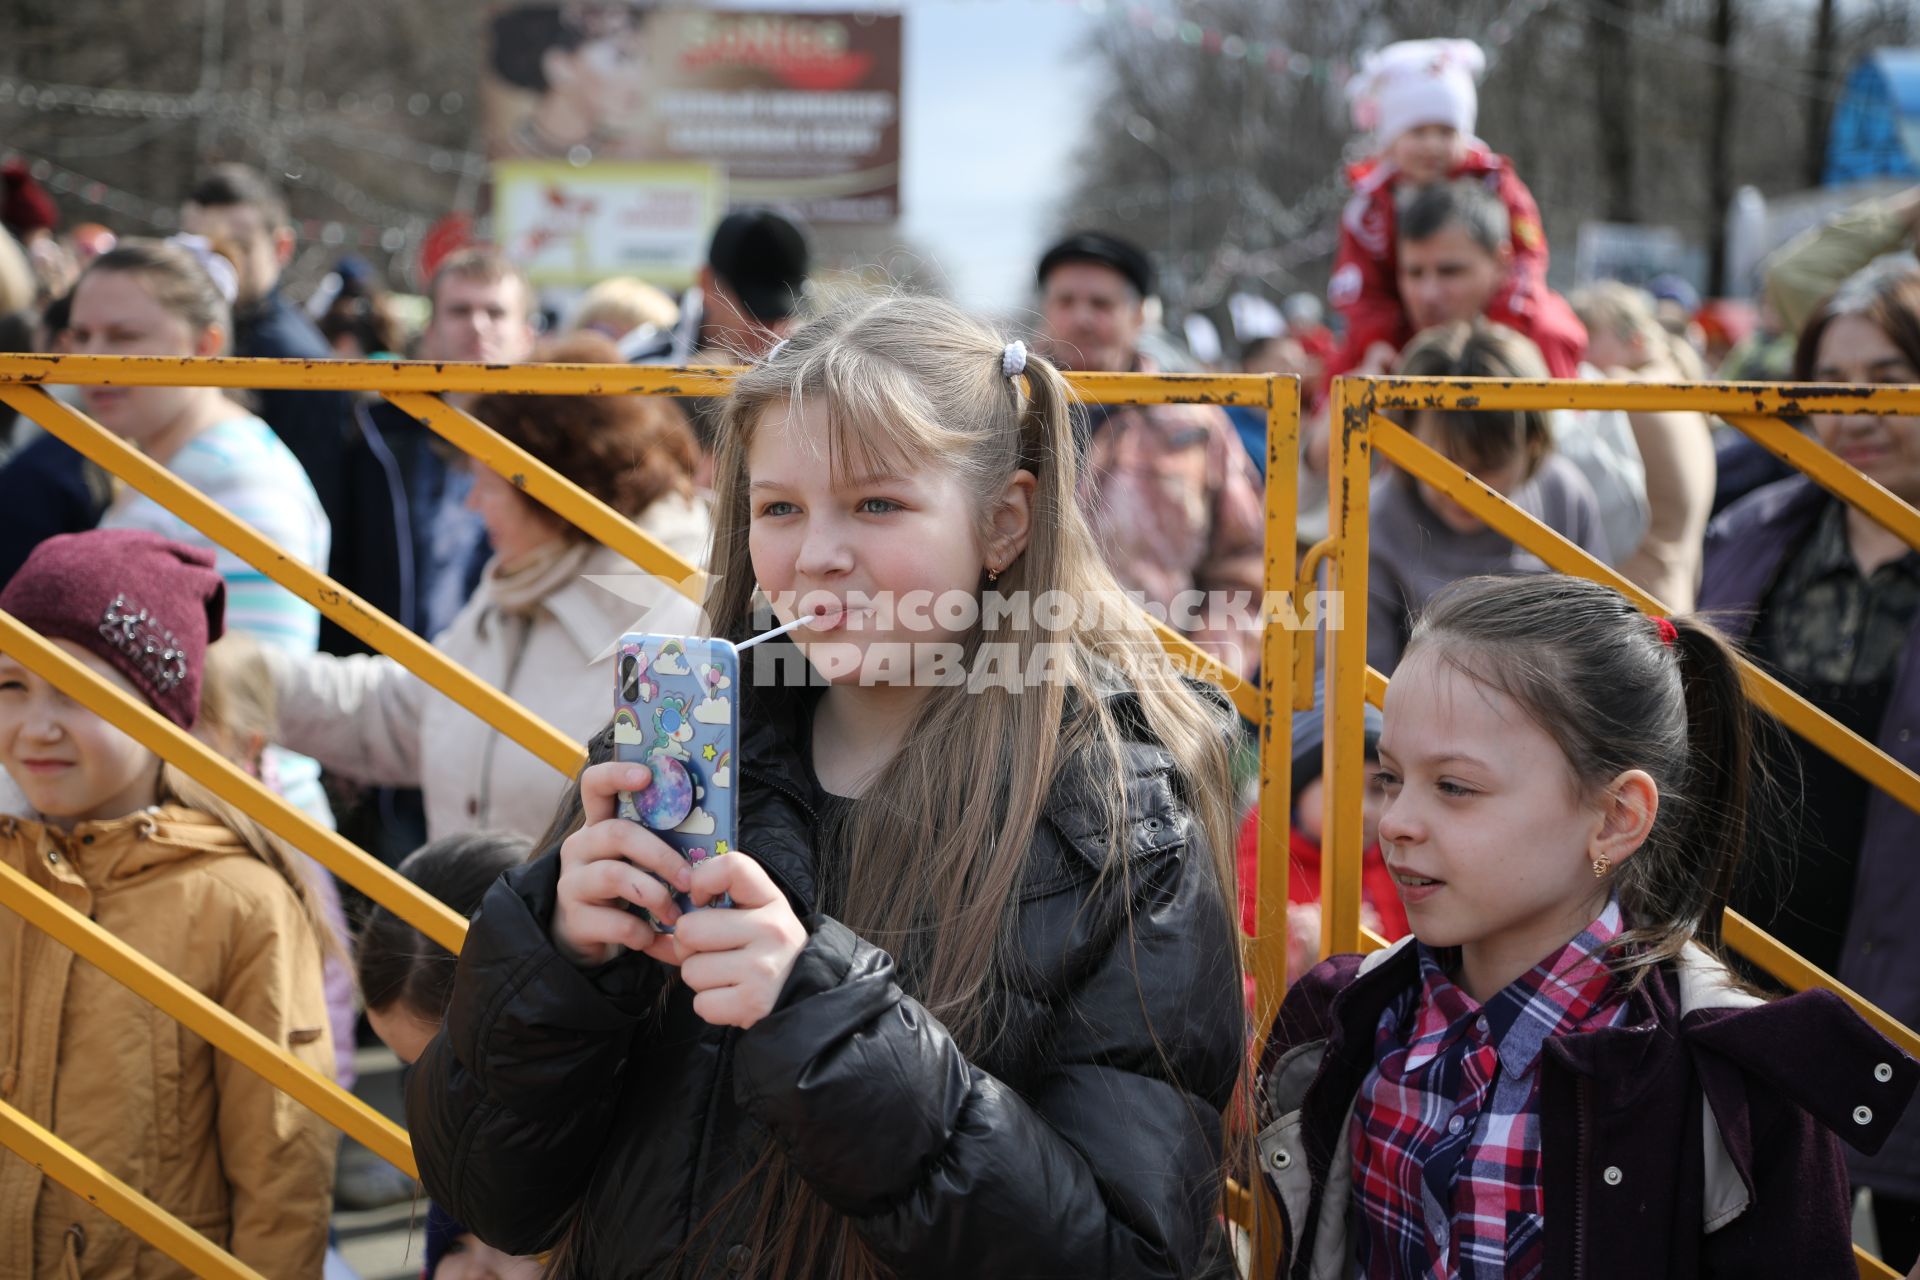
627, 755, 694, 830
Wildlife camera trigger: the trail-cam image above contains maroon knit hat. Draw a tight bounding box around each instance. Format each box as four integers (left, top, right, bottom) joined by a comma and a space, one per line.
0, 530, 226, 730
1, 160, 59, 237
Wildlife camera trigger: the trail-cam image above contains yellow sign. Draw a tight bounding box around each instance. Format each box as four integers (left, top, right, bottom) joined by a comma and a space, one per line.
492, 160, 724, 288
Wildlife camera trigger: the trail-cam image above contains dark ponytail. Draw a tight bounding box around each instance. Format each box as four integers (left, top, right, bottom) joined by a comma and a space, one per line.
1667, 618, 1760, 954
1409, 575, 1767, 983
356, 831, 532, 1019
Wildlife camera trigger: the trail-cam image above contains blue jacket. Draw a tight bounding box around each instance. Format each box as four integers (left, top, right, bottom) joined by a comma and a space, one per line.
1698, 474, 1920, 1197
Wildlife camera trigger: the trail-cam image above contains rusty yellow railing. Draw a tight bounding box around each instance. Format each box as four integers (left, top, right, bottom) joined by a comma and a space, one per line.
8, 351, 1910, 1278
0, 610, 467, 956
0, 354, 1300, 1273
0, 1098, 267, 1280
1325, 375, 1920, 1280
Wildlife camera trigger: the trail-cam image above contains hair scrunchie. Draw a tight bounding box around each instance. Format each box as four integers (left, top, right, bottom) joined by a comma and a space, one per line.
165, 233, 240, 306
1001, 340, 1028, 378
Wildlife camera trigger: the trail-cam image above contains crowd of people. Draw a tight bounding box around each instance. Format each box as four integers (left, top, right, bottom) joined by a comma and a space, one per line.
3, 29, 1920, 1280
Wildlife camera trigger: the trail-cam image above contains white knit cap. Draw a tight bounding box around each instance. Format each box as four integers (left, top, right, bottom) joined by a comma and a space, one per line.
1348, 38, 1485, 144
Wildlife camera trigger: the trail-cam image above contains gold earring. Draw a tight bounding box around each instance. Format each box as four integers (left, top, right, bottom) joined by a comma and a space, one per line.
1592, 854, 1611, 878
987, 567, 1000, 584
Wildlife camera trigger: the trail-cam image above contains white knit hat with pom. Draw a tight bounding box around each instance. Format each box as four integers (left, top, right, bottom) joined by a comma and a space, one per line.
1348, 38, 1486, 145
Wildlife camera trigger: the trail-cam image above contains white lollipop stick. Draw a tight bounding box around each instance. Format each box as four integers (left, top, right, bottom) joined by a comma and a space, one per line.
734, 612, 822, 652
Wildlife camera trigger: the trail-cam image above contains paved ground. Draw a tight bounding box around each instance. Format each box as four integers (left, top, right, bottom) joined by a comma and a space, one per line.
331, 1044, 426, 1280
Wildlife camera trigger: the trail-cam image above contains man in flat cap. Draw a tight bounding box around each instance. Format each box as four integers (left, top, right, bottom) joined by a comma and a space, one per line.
1036, 230, 1266, 679
627, 208, 810, 485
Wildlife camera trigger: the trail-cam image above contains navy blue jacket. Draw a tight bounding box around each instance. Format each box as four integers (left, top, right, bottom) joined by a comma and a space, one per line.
0, 433, 109, 584
233, 286, 354, 528
319, 399, 486, 656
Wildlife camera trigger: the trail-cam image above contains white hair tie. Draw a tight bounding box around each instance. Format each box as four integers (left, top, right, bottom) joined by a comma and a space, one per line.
762, 337, 789, 364
1001, 340, 1028, 378
166, 234, 239, 306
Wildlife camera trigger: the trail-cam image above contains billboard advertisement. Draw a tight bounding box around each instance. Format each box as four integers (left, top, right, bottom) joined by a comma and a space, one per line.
493, 160, 723, 287
484, 5, 903, 225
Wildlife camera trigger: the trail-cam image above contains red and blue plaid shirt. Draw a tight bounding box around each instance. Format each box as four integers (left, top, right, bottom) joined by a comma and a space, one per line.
1350, 899, 1629, 1279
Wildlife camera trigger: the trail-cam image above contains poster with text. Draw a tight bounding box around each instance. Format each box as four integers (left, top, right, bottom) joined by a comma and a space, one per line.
484, 5, 902, 225
493, 160, 724, 287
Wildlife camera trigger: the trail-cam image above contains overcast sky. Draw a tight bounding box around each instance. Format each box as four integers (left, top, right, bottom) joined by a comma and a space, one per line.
897, 2, 1098, 313
730, 0, 1100, 314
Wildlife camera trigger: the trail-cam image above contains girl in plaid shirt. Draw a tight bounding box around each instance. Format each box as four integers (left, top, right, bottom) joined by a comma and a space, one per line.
1258, 574, 1918, 1278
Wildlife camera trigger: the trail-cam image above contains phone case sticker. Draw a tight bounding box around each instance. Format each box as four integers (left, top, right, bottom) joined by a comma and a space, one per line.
649, 694, 696, 761
653, 638, 690, 675
695, 662, 733, 723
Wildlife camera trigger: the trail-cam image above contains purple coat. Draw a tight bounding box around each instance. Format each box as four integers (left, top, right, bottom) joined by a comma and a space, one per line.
1698, 475, 1920, 1197
1259, 938, 1918, 1279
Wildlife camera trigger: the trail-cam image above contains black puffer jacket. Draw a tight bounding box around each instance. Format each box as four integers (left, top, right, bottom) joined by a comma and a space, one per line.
407, 677, 1245, 1278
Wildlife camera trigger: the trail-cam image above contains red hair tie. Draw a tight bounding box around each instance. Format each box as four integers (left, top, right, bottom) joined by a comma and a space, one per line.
1654, 616, 1679, 647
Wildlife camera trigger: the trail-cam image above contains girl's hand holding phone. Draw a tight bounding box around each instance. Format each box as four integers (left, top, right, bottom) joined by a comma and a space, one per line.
671, 853, 808, 1030
554, 762, 700, 968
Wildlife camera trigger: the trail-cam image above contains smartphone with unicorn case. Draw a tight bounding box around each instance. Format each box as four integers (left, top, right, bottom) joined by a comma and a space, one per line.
612, 632, 739, 932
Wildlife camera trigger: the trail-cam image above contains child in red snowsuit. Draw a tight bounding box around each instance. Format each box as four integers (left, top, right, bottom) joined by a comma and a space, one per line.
1327, 38, 1586, 379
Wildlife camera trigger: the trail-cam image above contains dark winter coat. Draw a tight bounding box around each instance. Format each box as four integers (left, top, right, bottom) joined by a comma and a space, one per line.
233, 286, 354, 527
1258, 936, 1918, 1279
0, 432, 108, 585
406, 676, 1246, 1278
318, 398, 487, 657
1698, 474, 1920, 1198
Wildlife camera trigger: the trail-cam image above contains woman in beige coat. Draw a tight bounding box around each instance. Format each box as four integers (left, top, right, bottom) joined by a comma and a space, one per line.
268, 333, 710, 843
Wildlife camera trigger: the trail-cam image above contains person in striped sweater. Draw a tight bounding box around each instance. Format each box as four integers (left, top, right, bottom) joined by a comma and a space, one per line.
72, 237, 333, 822
68, 237, 359, 1106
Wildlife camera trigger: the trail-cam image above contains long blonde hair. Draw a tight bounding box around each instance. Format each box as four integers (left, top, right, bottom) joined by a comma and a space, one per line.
161, 633, 331, 955
684, 292, 1242, 1277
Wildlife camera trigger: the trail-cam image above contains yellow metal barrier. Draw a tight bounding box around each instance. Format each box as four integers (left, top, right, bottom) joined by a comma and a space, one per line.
1860, 1250, 1903, 1280
0, 356, 1259, 721
0, 353, 1300, 1273
1323, 378, 1377, 960
1253, 376, 1301, 1056
385, 391, 710, 602
1326, 376, 1920, 955
1726, 909, 1920, 1062
1367, 408, 1920, 816
0, 857, 413, 1173
1327, 375, 1920, 1280
0, 616, 428, 1275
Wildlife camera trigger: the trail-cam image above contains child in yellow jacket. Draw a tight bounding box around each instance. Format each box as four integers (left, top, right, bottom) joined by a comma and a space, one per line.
0, 529, 335, 1278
